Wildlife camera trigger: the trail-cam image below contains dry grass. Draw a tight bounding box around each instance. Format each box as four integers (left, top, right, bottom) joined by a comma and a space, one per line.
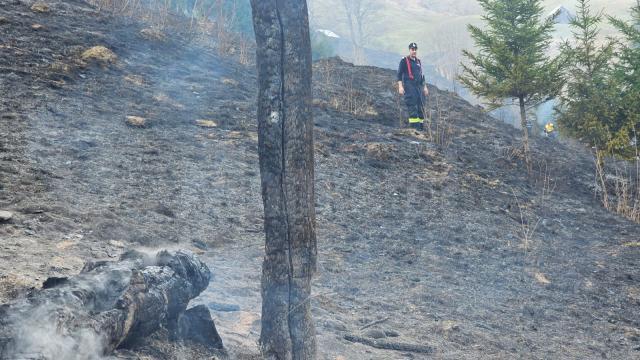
87, 0, 255, 63
365, 143, 396, 161
335, 76, 376, 117
196, 119, 218, 128
465, 172, 501, 189
153, 92, 184, 109
221, 78, 239, 86
594, 147, 640, 223
501, 144, 526, 163
424, 90, 454, 148
313, 61, 378, 119
139, 27, 167, 42
0, 273, 37, 301
30, 2, 50, 13
510, 187, 541, 253
81, 46, 118, 65
534, 272, 551, 285
534, 158, 556, 201
314, 61, 377, 118
49, 61, 73, 74
315, 60, 336, 98
123, 74, 145, 86
126, 115, 146, 127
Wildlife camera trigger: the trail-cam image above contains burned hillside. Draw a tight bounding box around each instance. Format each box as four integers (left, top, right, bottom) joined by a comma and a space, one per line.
1, 0, 639, 359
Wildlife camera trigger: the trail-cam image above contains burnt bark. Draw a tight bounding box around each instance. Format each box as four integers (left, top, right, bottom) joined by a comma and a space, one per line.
0, 250, 212, 359
169, 304, 224, 349
249, 1, 317, 359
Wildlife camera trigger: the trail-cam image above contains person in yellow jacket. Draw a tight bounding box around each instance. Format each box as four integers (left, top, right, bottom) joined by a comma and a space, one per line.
544, 122, 555, 137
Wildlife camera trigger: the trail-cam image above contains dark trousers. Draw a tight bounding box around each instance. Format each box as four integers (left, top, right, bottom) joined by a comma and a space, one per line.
404, 83, 425, 119
404, 82, 425, 128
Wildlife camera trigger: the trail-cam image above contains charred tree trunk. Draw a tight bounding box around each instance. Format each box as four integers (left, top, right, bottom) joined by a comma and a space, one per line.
0, 250, 214, 359
249, 1, 317, 359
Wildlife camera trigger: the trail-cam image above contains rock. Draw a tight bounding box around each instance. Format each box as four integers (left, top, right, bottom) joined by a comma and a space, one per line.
364, 328, 387, 339
0, 211, 13, 221
384, 329, 400, 337
208, 302, 240, 312
126, 115, 146, 127
170, 304, 223, 349
41, 276, 68, 289
30, 2, 50, 13
191, 239, 207, 250
0, 16, 9, 24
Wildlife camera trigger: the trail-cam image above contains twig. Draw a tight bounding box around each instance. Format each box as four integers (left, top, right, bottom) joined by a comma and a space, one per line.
359, 316, 389, 330
344, 334, 433, 354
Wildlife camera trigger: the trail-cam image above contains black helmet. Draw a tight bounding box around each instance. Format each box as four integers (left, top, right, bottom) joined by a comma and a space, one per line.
409, 42, 418, 49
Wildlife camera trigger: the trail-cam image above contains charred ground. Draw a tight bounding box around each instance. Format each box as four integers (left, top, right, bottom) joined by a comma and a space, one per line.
1, 1, 639, 359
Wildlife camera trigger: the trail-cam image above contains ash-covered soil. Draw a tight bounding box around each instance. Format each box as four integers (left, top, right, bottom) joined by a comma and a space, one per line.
1, 1, 639, 359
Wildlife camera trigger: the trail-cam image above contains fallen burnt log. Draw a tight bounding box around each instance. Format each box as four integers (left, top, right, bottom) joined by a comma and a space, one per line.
0, 249, 219, 359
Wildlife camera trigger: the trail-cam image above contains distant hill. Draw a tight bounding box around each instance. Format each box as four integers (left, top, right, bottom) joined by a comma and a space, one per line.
309, 0, 635, 86
313, 29, 464, 94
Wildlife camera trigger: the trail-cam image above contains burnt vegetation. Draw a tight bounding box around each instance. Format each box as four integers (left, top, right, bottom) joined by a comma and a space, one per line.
0, 0, 639, 359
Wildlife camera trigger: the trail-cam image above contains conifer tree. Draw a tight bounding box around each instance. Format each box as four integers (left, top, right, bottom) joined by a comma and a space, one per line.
608, 2, 640, 158
555, 0, 615, 157
459, 0, 562, 170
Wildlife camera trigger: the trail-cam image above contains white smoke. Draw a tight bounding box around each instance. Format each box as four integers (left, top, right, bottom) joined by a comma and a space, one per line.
1, 266, 134, 359
5, 303, 107, 360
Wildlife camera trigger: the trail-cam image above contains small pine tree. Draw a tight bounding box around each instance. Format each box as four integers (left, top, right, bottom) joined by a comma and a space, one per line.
459, 0, 562, 171
555, 0, 615, 158
608, 2, 640, 158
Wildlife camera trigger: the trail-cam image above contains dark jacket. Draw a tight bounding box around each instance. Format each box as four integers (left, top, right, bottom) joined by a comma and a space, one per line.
397, 56, 425, 87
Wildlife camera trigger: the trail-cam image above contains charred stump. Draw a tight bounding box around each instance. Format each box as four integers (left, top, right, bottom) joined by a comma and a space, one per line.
0, 249, 219, 359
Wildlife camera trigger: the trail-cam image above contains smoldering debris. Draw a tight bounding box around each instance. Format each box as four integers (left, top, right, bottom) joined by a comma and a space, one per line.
0, 250, 220, 359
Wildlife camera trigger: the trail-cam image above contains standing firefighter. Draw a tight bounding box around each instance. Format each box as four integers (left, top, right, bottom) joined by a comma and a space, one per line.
397, 42, 429, 130
544, 122, 555, 138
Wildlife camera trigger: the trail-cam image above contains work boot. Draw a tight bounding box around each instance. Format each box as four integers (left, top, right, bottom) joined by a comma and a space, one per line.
408, 119, 424, 131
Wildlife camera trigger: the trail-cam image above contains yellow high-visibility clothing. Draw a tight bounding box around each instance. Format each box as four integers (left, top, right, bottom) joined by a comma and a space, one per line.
545, 123, 554, 133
